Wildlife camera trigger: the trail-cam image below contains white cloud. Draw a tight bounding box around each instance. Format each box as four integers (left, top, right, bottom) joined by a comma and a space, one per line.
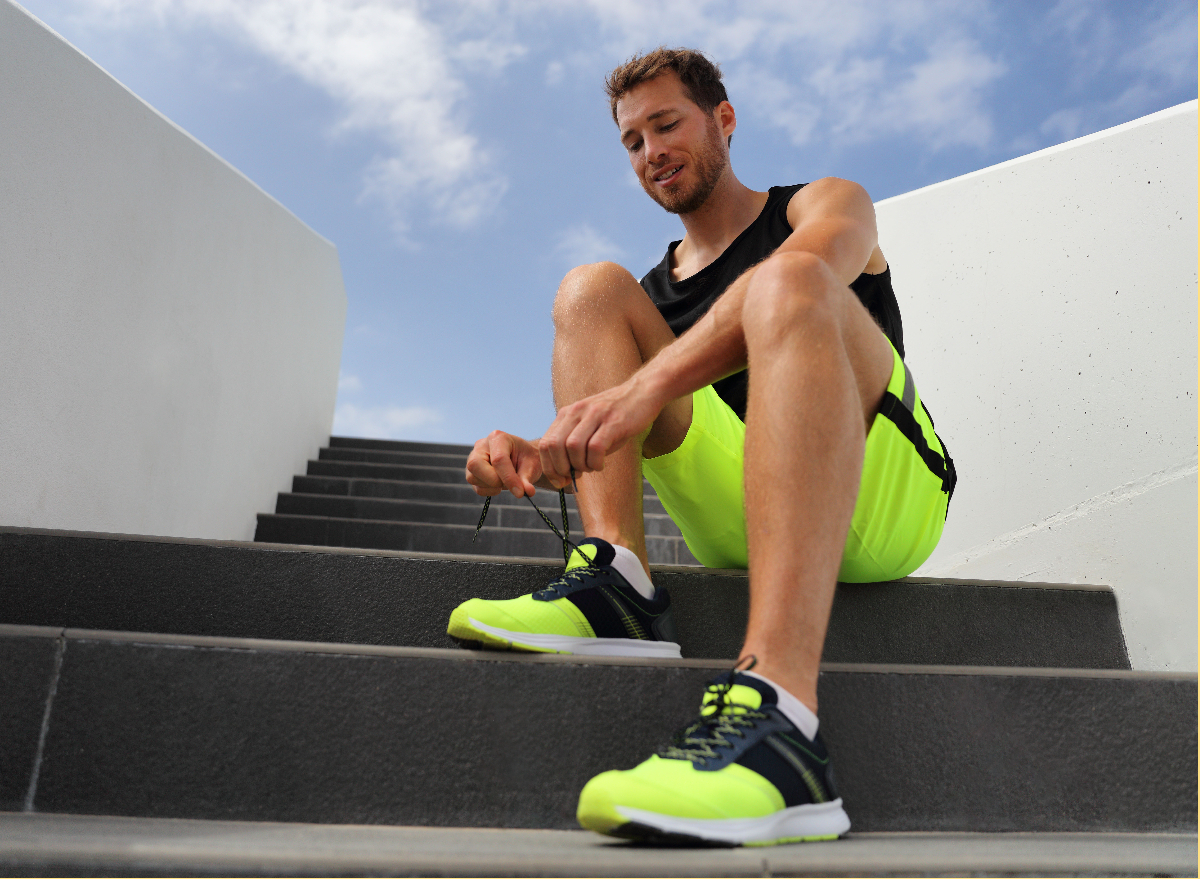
71, 0, 515, 234
333, 401, 442, 439
75, 0, 1194, 234
566, 0, 1006, 151
555, 223, 625, 267
1036, 0, 1196, 147
337, 372, 362, 392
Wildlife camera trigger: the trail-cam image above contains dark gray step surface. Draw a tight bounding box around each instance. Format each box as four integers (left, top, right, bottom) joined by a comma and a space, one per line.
291, 475, 670, 517
253, 514, 699, 565
0, 528, 1132, 668
320, 447, 473, 468
307, 459, 658, 494
308, 458, 473, 484
272, 494, 684, 538
330, 436, 473, 455
2, 814, 1195, 878
320, 447, 472, 468
2, 624, 1193, 832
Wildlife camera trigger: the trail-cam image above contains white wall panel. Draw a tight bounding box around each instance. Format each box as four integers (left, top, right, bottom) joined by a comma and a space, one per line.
0, 1, 346, 541
877, 102, 1198, 671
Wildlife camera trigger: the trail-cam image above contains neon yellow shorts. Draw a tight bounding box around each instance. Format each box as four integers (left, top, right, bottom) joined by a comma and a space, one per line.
642, 344, 955, 582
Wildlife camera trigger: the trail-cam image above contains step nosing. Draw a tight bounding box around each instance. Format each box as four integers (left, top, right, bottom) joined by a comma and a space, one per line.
50, 626, 726, 668
3, 527, 1134, 587
260, 512, 598, 535
4, 623, 1188, 680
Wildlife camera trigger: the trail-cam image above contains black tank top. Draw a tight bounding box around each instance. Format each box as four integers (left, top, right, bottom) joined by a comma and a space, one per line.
640, 183, 904, 421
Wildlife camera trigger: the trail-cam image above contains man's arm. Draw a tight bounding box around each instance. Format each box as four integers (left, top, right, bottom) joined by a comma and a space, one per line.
536, 177, 880, 484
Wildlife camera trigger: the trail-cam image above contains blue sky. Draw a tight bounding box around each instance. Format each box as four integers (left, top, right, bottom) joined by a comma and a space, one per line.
19, 0, 1198, 445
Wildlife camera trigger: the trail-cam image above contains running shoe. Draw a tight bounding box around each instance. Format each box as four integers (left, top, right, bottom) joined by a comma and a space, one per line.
446, 537, 682, 658
576, 667, 850, 845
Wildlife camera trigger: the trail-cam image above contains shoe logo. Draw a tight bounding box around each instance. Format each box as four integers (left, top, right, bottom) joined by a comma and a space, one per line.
778, 732, 829, 765
598, 586, 650, 640
766, 734, 829, 804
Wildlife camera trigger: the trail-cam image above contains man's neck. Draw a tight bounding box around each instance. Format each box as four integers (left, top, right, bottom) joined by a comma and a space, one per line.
672, 170, 767, 281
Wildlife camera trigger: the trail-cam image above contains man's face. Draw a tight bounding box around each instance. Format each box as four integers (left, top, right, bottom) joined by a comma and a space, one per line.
616, 72, 729, 215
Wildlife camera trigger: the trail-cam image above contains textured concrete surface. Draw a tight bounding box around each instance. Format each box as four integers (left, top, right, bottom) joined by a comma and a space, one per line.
0, 527, 1130, 667
0, 0, 345, 545
0, 813, 1195, 877
254, 513, 697, 564
0, 633, 60, 811
879, 102, 1199, 674
291, 472, 667, 515
4, 625, 1193, 832
329, 437, 473, 455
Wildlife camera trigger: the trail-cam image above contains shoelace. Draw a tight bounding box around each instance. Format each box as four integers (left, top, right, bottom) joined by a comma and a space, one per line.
472, 479, 580, 564
659, 656, 763, 766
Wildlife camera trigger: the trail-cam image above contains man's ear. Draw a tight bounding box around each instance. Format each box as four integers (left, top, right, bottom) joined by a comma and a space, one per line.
717, 100, 736, 147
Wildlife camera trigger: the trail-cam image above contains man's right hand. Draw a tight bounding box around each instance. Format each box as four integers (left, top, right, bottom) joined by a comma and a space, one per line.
466, 430, 561, 498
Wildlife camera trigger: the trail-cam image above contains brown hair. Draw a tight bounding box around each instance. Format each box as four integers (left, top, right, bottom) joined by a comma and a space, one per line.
604, 47, 728, 125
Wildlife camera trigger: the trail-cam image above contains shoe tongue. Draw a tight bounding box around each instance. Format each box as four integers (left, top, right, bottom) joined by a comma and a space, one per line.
701, 672, 777, 715
565, 537, 615, 571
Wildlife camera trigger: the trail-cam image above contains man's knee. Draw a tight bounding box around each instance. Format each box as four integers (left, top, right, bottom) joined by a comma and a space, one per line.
742, 251, 841, 344
553, 261, 639, 326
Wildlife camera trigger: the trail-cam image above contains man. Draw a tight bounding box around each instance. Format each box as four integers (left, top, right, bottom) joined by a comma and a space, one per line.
448, 48, 955, 845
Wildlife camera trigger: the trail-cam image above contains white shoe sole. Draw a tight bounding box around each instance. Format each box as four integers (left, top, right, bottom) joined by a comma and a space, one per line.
467, 617, 682, 658
616, 799, 850, 845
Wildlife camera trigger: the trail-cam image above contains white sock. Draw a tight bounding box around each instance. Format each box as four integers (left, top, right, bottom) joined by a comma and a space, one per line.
744, 670, 819, 740
609, 543, 656, 600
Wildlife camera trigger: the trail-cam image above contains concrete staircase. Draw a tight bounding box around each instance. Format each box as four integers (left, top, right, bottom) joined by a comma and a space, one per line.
254, 436, 700, 565
1, 438, 1196, 876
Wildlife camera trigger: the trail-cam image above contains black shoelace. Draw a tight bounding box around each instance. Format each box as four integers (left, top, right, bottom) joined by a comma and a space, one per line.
471, 479, 580, 564
659, 656, 763, 766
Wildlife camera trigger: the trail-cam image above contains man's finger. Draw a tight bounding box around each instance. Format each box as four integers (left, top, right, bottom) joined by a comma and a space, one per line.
538, 426, 574, 488
465, 442, 504, 496
487, 438, 529, 497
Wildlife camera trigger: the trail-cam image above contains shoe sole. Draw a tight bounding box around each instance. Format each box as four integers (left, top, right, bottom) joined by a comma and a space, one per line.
600, 800, 850, 846
447, 609, 682, 658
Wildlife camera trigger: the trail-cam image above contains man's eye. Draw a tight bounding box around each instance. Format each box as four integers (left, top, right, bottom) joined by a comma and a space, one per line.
628, 140, 642, 153
661, 121, 678, 131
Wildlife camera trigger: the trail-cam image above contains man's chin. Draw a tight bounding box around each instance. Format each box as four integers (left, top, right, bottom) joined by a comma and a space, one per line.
644, 184, 707, 216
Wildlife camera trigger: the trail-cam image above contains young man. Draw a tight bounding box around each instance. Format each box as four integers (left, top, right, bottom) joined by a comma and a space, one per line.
448, 48, 955, 845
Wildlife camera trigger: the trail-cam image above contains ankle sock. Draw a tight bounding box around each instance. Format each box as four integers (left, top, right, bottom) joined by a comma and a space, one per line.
608, 543, 656, 600
744, 670, 819, 740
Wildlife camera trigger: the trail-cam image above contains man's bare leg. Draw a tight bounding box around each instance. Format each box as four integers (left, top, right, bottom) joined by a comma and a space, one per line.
738, 252, 895, 713
549, 261, 691, 575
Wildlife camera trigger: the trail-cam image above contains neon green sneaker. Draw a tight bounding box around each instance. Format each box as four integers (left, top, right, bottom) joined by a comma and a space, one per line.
577, 668, 850, 845
447, 537, 681, 658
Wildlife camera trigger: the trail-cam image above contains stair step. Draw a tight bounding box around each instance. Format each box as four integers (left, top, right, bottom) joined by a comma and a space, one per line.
291, 475, 669, 516
320, 446, 472, 467
307, 458, 474, 484
0, 528, 1133, 668
2, 813, 1195, 877
253, 514, 699, 564
330, 436, 473, 455
2, 624, 1192, 832
272, 494, 684, 538
307, 459, 658, 493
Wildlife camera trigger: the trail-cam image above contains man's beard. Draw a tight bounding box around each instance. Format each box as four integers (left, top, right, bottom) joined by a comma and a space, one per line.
643, 119, 726, 215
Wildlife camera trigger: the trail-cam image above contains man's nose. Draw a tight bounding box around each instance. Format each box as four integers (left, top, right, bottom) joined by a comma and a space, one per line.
644, 135, 668, 164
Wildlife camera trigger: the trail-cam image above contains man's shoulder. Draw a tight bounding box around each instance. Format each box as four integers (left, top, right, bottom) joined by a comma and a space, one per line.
784, 177, 872, 225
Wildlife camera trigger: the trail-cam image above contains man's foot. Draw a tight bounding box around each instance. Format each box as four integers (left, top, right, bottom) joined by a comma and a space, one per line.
446, 537, 682, 658
576, 668, 850, 846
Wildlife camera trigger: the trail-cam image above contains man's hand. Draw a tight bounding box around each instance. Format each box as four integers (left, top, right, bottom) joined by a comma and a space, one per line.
465, 431, 560, 498
537, 376, 665, 487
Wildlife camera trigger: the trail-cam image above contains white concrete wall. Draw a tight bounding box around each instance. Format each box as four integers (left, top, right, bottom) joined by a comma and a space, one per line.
877, 101, 1198, 672
0, 1, 346, 541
